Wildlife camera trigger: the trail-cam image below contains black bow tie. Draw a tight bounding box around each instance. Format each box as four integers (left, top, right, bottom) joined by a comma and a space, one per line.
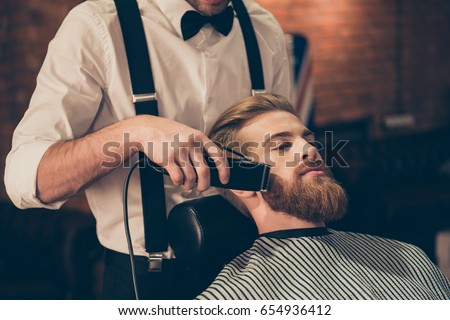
181, 6, 234, 41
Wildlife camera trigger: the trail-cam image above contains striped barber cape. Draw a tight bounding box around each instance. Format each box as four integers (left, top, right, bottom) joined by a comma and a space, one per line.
196, 228, 450, 300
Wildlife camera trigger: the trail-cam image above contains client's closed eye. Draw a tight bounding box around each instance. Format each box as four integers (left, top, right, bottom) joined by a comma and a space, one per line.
275, 142, 292, 152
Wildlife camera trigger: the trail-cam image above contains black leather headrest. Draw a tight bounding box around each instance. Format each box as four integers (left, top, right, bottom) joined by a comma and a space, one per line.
168, 195, 258, 272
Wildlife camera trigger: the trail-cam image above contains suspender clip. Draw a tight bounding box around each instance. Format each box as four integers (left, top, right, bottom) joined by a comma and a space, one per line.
147, 253, 164, 272
133, 93, 157, 103
252, 89, 266, 96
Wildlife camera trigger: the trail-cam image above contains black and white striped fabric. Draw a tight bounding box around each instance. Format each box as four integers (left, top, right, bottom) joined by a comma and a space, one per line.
196, 228, 450, 300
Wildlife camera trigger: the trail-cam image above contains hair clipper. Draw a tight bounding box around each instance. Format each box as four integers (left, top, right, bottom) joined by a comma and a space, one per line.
148, 157, 271, 192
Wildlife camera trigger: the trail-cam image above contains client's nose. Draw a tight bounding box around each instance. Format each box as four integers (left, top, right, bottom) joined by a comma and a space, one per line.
302, 144, 320, 162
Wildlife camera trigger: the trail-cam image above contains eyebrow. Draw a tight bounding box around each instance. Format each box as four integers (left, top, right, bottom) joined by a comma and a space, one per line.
264, 129, 314, 144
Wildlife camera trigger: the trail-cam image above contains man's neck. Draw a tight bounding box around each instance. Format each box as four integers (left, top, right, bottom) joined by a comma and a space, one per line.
253, 207, 325, 235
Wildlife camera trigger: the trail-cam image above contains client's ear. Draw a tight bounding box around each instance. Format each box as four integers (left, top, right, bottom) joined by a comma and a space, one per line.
230, 189, 256, 199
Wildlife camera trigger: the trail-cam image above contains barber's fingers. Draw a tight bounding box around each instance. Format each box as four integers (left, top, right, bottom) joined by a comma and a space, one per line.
164, 153, 184, 187
190, 146, 210, 192
200, 135, 230, 185
175, 147, 197, 190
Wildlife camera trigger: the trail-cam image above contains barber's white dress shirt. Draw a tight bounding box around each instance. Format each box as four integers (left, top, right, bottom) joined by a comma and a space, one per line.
5, 0, 293, 257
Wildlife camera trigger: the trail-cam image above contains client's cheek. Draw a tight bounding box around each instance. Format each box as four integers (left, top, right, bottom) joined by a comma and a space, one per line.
285, 151, 303, 168
268, 168, 292, 185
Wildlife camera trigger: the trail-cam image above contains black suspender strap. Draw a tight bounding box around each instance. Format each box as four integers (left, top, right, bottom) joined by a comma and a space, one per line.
114, 0, 168, 267
115, 0, 157, 114
232, 0, 265, 94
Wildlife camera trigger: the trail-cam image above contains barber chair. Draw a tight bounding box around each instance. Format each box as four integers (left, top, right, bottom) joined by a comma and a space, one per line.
168, 195, 258, 298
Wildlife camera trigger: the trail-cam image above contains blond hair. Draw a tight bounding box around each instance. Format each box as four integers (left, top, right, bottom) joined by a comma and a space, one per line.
208, 94, 297, 217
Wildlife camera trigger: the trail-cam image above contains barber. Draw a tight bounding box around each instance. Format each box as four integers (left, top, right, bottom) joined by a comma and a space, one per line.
5, 0, 293, 299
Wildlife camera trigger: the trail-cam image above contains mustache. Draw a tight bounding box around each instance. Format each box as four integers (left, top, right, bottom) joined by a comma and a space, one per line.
266, 160, 331, 192
294, 157, 329, 177
303, 157, 323, 168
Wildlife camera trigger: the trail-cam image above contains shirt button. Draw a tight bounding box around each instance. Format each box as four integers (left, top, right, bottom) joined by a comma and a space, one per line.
207, 97, 213, 104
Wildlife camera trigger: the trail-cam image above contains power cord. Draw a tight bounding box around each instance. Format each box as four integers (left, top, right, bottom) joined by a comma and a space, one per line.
122, 158, 144, 300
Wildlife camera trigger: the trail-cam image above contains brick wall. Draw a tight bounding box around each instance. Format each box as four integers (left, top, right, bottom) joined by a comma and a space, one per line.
1, 0, 449, 208
256, 0, 450, 136
0, 1, 15, 197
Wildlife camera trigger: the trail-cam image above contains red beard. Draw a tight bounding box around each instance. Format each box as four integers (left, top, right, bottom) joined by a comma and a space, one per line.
261, 164, 348, 223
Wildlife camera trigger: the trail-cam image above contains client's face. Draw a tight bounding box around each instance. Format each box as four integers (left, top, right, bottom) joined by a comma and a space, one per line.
238, 111, 347, 222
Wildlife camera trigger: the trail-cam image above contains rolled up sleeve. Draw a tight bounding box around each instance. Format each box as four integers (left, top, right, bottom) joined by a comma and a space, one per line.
5, 140, 65, 209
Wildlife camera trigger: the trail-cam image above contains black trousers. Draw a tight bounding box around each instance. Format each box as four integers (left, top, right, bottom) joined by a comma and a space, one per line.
102, 248, 198, 300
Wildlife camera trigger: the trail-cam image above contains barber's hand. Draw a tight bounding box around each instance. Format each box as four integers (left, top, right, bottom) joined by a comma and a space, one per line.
127, 115, 229, 192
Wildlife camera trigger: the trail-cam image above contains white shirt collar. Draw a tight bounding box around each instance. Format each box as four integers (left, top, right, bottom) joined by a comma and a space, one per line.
153, 0, 197, 39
